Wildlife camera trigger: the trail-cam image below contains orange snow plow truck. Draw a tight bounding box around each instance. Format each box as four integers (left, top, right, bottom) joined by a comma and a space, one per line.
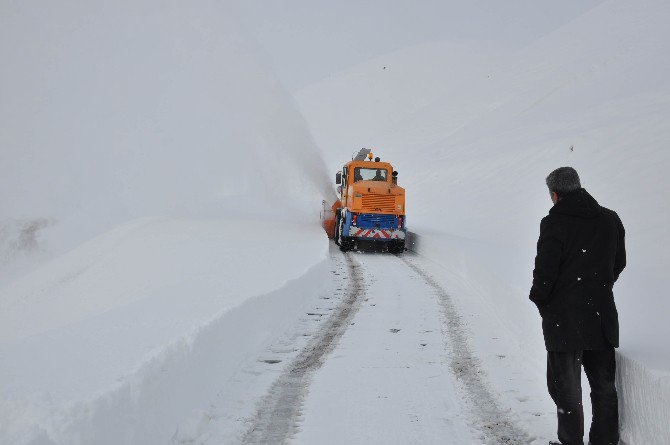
321, 148, 406, 253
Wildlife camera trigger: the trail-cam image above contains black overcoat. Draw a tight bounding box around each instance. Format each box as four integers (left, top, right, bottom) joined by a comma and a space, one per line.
530, 188, 626, 351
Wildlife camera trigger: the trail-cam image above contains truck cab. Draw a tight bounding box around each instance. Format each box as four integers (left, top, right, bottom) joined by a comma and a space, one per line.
334, 149, 406, 253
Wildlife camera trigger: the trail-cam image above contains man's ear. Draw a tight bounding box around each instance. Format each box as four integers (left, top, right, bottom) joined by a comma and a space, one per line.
551, 191, 559, 204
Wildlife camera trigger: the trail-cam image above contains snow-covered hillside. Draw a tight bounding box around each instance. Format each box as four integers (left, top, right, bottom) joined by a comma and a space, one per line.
297, 0, 670, 442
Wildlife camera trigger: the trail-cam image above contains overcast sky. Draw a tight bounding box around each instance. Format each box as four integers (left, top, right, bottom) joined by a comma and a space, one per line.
236, 0, 606, 91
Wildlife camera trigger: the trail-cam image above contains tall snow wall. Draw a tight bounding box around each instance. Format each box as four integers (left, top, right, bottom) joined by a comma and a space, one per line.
0, 2, 335, 443
0, 0, 334, 275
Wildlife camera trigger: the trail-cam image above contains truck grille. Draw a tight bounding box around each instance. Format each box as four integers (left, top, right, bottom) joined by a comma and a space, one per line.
358, 214, 397, 228
361, 195, 397, 213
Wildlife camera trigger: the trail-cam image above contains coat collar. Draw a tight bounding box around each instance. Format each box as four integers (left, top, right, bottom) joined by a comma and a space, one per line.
550, 188, 602, 218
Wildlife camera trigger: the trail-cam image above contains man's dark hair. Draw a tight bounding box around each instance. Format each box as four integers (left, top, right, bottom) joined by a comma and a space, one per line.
546, 167, 581, 196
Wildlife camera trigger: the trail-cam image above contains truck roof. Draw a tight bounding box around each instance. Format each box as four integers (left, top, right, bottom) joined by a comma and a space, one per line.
344, 160, 393, 170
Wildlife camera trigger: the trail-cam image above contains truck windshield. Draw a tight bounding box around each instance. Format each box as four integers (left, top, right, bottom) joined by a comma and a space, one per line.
353, 167, 388, 182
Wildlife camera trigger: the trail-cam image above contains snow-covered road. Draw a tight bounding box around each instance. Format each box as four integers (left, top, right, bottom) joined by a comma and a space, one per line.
294, 250, 533, 444
294, 250, 478, 444
242, 253, 366, 443
225, 245, 533, 444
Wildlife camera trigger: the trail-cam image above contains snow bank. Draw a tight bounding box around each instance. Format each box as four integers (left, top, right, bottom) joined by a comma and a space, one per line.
298, 0, 670, 441
616, 353, 670, 445
1, 1, 336, 442
0, 218, 328, 443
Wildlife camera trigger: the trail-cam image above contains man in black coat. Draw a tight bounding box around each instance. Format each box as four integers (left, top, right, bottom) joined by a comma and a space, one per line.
530, 167, 626, 445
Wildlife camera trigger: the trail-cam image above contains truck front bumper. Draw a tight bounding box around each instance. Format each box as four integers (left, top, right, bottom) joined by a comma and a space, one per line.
348, 227, 406, 240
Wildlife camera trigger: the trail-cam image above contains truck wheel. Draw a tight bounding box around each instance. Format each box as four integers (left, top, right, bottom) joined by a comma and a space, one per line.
337, 213, 345, 246
340, 238, 354, 252
389, 241, 405, 254
334, 213, 341, 246
337, 210, 345, 245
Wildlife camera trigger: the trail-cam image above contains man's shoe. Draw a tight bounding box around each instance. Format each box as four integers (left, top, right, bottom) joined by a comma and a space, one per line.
549, 442, 562, 445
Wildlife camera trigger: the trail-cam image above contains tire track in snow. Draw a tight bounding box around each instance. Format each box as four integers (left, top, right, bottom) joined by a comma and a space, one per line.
400, 255, 532, 444
241, 252, 365, 444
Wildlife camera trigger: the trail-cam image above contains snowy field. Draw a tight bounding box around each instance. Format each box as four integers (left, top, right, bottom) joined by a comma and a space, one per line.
2, 0, 670, 444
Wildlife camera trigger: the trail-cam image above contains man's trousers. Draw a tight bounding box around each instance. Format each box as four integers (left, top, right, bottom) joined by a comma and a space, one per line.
546, 348, 619, 445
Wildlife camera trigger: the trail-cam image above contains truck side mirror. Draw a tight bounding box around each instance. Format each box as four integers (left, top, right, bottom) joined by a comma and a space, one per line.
336, 172, 342, 184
